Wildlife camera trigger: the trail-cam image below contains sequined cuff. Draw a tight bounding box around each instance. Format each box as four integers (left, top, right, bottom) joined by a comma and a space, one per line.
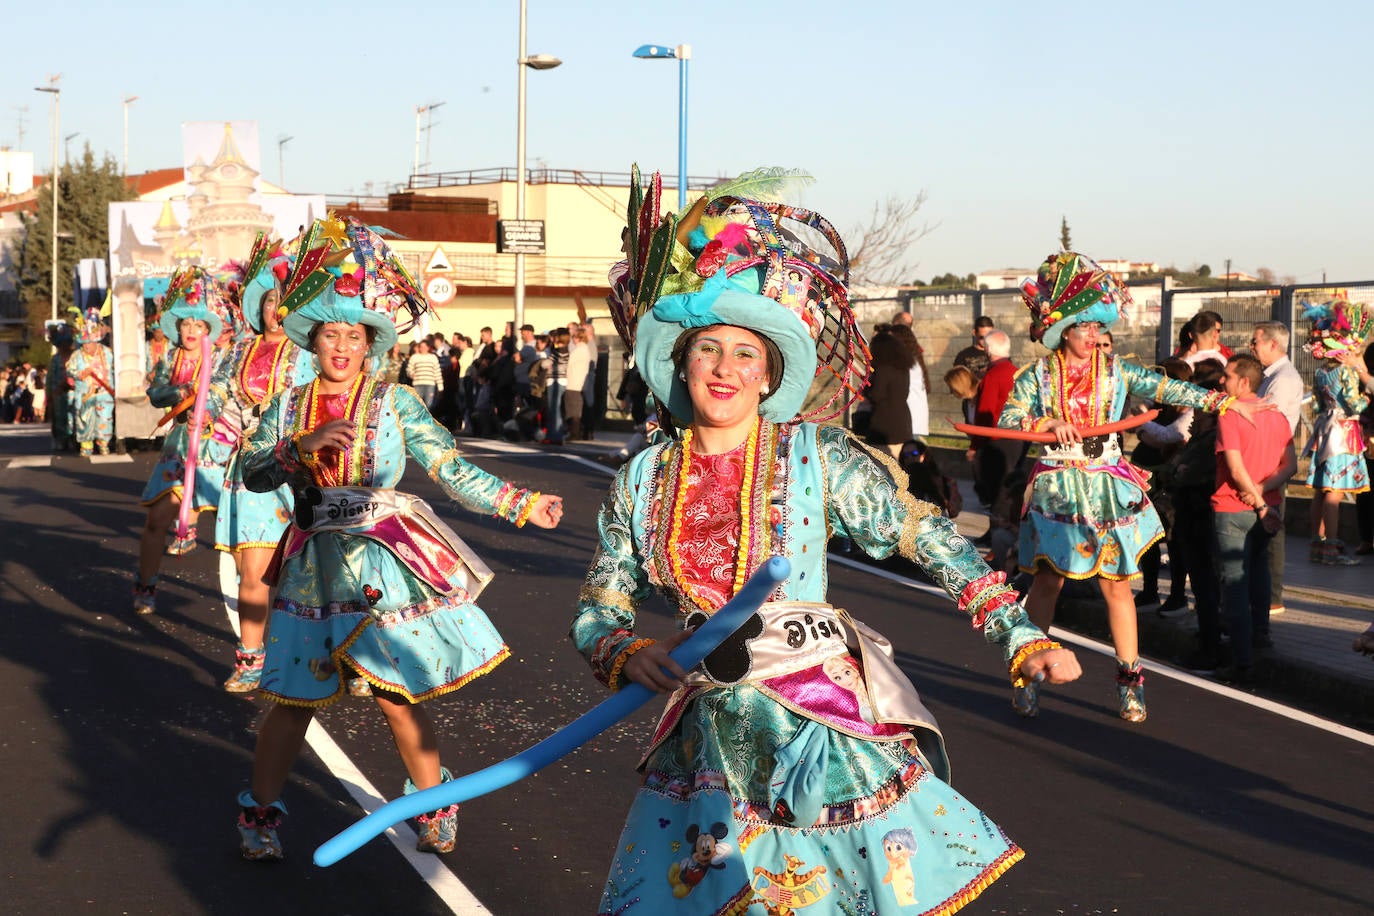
492, 483, 531, 523
514, 491, 542, 528
1009, 638, 1063, 688
958, 571, 1007, 615
606, 638, 656, 691
969, 588, 1021, 631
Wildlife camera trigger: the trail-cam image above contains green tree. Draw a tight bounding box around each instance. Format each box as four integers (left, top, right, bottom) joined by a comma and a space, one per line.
1059, 216, 1072, 251
10, 144, 131, 361
1196, 263, 1211, 278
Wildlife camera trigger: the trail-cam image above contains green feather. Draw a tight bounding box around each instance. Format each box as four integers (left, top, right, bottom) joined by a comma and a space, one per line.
279, 272, 333, 314
691, 167, 813, 213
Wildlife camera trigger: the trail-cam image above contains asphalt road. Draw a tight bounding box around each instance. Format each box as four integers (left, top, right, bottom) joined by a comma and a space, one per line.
2, 432, 1371, 915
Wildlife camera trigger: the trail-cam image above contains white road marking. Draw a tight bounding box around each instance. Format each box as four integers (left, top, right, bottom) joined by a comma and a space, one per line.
826, 554, 1374, 746
217, 552, 491, 912
7, 456, 53, 468
88, 453, 133, 463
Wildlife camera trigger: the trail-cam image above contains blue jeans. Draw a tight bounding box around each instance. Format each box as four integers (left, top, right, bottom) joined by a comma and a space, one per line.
545, 380, 565, 442
412, 384, 436, 412
1212, 509, 1274, 668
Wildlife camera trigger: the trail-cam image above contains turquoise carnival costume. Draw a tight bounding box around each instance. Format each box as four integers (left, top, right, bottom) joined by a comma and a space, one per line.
45, 320, 75, 451
1001, 253, 1233, 582
238, 217, 542, 706
1300, 298, 1371, 495
65, 305, 115, 456
212, 235, 316, 554
572, 171, 1057, 916
139, 268, 233, 516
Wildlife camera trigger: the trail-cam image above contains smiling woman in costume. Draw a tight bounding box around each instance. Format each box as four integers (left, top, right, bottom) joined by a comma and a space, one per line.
132, 268, 234, 614
571, 169, 1081, 916
232, 217, 562, 862
210, 236, 316, 693
1001, 252, 1272, 723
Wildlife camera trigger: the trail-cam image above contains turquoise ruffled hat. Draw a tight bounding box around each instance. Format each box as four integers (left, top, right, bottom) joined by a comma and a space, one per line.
1021, 251, 1128, 351
620, 174, 865, 426
157, 266, 225, 344
279, 216, 426, 360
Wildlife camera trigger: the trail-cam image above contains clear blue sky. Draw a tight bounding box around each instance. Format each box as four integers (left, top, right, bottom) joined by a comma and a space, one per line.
7, 0, 1371, 283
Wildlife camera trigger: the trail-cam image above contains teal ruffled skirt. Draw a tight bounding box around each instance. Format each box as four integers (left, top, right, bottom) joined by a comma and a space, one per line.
214, 451, 294, 551
1018, 461, 1162, 580
596, 684, 1021, 916
261, 530, 508, 706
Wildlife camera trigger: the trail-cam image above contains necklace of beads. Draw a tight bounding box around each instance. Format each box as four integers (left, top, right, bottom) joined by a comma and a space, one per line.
238, 335, 291, 405
1055, 349, 1102, 426
668, 416, 761, 612
296, 372, 368, 486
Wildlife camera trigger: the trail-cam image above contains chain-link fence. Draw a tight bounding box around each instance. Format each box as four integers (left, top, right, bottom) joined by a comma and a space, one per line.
854, 279, 1374, 444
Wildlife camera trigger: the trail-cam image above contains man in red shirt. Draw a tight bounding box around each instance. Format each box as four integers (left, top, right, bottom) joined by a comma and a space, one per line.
969, 330, 1022, 545
1210, 354, 1295, 680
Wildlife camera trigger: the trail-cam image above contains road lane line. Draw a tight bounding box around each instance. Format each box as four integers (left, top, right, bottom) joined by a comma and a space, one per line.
826, 553, 1374, 746
218, 553, 491, 912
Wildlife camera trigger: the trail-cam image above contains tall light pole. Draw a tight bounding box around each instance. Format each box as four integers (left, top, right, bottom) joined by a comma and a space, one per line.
513, 0, 561, 332
277, 135, 293, 188
424, 100, 445, 174
632, 43, 691, 210
35, 77, 60, 322
122, 95, 137, 175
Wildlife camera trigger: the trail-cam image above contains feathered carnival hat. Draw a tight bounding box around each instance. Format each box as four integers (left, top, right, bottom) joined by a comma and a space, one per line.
610, 165, 870, 425
1021, 251, 1130, 351
233, 233, 294, 335
158, 266, 227, 344
46, 319, 74, 348
71, 303, 107, 345
277, 215, 427, 359
1300, 297, 1374, 359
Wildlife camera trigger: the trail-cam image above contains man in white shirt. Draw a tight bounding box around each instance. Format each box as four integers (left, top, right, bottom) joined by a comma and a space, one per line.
1250, 321, 1304, 619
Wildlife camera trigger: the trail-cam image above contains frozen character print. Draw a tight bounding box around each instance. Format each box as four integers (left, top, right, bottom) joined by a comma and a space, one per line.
668, 821, 732, 898
823, 654, 877, 725
881, 827, 918, 907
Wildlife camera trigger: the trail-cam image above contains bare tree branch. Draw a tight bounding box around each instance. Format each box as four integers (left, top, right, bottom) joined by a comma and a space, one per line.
846, 192, 935, 287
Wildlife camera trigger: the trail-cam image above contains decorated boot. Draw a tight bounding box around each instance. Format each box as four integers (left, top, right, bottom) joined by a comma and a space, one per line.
223, 644, 266, 693
166, 526, 197, 557
405, 767, 457, 854
1011, 680, 1040, 718
132, 576, 159, 615
237, 790, 287, 861
1116, 660, 1147, 723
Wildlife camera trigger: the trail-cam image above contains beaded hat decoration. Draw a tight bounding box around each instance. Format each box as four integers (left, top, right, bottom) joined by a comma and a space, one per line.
613, 165, 870, 425
1020, 251, 1130, 350
71, 303, 107, 345
157, 265, 227, 344
1300, 296, 1374, 359
277, 215, 428, 359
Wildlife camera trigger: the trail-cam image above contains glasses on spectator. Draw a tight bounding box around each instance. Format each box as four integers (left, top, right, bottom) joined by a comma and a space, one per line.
1096, 342, 1113, 349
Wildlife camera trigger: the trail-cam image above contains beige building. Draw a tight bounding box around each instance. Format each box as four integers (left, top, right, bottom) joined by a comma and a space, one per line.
357, 168, 633, 343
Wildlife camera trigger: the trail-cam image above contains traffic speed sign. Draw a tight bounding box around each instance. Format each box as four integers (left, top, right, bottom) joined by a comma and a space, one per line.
425, 275, 456, 305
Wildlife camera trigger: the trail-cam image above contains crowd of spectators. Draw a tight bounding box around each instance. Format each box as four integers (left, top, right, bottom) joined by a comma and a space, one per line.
1, 362, 45, 424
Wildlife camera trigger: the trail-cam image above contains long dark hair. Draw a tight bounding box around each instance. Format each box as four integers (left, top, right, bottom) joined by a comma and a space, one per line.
869, 324, 915, 372
886, 324, 931, 393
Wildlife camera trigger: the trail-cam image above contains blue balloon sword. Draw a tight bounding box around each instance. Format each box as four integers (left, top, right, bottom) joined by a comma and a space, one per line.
314, 556, 791, 866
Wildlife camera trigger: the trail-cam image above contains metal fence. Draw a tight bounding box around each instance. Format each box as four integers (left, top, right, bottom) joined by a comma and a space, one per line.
853, 279, 1374, 443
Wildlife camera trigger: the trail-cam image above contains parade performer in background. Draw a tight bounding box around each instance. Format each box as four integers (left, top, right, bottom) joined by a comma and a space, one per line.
65, 305, 115, 457
132, 268, 234, 614
1300, 298, 1372, 566
45, 320, 76, 452
232, 216, 562, 862
1000, 252, 1272, 723
573, 169, 1080, 916
211, 236, 316, 693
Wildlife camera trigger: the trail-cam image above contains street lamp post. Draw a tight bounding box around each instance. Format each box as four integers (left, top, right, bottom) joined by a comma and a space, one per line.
122, 95, 138, 175
278, 135, 293, 187
513, 0, 561, 333
632, 43, 691, 210
35, 79, 60, 322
